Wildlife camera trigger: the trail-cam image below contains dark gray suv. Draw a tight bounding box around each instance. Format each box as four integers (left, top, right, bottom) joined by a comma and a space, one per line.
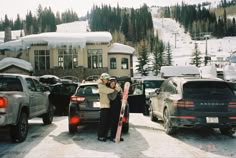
150, 77, 236, 135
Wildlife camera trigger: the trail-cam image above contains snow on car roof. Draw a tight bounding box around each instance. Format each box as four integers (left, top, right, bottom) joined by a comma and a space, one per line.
160, 66, 200, 78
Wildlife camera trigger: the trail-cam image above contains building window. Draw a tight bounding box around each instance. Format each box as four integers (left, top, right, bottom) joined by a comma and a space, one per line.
121, 58, 128, 69
58, 48, 77, 69
87, 49, 103, 68
110, 58, 117, 69
34, 50, 50, 70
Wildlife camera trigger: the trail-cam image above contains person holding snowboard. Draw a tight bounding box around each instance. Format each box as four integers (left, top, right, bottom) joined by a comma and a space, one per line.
97, 73, 120, 142
107, 78, 124, 142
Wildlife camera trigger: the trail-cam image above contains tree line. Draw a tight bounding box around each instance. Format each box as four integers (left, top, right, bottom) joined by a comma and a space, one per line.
162, 2, 236, 39
0, 4, 79, 35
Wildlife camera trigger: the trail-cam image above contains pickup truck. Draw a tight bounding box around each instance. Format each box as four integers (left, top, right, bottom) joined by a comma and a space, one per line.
0, 74, 54, 143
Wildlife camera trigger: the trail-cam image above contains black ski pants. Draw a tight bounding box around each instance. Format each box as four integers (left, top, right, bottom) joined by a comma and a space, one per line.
97, 108, 110, 138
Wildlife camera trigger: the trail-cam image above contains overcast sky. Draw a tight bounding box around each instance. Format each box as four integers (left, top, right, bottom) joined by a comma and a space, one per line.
0, 0, 221, 20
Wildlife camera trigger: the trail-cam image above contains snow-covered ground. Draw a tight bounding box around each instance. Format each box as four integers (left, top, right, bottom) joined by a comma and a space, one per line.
153, 17, 236, 66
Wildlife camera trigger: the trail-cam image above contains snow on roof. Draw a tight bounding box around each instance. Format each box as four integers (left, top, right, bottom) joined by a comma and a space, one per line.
160, 66, 200, 77
0, 32, 112, 51
56, 21, 90, 33
109, 43, 135, 54
0, 57, 33, 72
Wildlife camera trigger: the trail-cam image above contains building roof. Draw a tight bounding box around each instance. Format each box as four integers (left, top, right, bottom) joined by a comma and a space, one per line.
0, 57, 33, 72
0, 32, 112, 51
108, 43, 135, 54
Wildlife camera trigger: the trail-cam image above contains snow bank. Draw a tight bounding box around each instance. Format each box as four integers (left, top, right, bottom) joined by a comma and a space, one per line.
199, 65, 217, 79
223, 64, 236, 81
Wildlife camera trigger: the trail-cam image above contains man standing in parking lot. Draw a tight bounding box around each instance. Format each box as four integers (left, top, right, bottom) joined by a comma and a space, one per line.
97, 73, 120, 142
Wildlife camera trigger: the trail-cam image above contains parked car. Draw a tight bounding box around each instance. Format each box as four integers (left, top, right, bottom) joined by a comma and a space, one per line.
49, 82, 79, 115
68, 78, 145, 133
68, 82, 130, 134
0, 74, 54, 143
150, 77, 236, 135
137, 77, 165, 116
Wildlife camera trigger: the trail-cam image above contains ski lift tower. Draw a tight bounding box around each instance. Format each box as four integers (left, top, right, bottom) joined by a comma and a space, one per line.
204, 34, 210, 66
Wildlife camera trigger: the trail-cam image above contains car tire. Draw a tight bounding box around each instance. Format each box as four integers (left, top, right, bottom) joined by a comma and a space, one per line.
143, 105, 150, 116
69, 124, 77, 134
163, 108, 176, 135
10, 112, 28, 143
122, 122, 129, 133
43, 104, 54, 125
150, 106, 157, 122
220, 127, 235, 136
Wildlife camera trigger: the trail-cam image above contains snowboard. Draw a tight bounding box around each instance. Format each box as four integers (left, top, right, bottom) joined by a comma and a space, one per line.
115, 81, 130, 143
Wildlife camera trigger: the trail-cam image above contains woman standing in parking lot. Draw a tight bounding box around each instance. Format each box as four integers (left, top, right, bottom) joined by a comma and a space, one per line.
97, 73, 120, 142
108, 78, 124, 142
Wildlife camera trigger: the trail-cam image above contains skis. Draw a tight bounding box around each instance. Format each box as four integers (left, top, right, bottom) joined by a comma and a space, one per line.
115, 82, 130, 143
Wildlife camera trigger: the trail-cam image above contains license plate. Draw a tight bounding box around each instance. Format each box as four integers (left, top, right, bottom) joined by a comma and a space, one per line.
93, 102, 100, 108
206, 117, 219, 123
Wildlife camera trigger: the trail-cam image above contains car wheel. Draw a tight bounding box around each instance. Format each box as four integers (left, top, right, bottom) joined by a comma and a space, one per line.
10, 112, 28, 143
163, 108, 176, 135
122, 122, 129, 133
150, 105, 158, 122
43, 104, 54, 125
220, 127, 235, 136
143, 104, 150, 116
69, 124, 77, 134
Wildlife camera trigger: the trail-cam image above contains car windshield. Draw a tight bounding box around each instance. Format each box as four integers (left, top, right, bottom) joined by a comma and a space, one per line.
143, 80, 164, 89
76, 85, 99, 96
183, 81, 234, 100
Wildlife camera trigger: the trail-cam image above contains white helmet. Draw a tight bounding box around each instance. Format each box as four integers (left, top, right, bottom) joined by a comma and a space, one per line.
100, 73, 110, 80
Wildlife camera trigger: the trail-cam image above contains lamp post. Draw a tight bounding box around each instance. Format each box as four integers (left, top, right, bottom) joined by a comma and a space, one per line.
204, 35, 210, 66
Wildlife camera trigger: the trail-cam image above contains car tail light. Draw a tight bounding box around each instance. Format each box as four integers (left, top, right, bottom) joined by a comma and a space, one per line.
70, 96, 85, 103
173, 100, 194, 108
228, 101, 236, 108
229, 116, 236, 119
122, 117, 127, 123
70, 116, 80, 124
178, 116, 195, 119
0, 97, 8, 108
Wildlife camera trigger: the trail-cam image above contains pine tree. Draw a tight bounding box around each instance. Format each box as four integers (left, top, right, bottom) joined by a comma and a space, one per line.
166, 42, 172, 66
136, 40, 150, 76
191, 43, 202, 67
152, 38, 165, 76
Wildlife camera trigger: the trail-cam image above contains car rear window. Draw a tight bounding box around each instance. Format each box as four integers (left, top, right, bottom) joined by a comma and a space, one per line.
0, 77, 23, 92
143, 80, 164, 89
76, 85, 99, 96
183, 81, 234, 100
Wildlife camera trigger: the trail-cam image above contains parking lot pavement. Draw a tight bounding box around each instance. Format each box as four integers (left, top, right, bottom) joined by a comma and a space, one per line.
0, 114, 235, 157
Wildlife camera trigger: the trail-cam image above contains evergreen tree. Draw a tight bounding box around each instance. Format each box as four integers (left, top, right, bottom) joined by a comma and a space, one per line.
152, 38, 165, 76
136, 40, 150, 76
191, 43, 202, 67
166, 42, 172, 66
14, 14, 22, 30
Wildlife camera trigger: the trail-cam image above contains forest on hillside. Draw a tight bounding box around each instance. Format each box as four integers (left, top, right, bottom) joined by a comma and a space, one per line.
161, 0, 236, 39
0, 4, 79, 35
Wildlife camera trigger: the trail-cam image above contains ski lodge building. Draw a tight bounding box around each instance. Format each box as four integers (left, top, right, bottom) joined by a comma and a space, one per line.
0, 31, 135, 80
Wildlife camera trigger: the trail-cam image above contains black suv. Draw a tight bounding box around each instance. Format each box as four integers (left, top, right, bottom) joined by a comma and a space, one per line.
150, 77, 236, 135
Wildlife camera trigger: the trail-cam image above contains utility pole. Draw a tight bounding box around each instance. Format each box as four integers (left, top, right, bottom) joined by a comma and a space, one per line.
204, 35, 210, 66
173, 33, 178, 48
